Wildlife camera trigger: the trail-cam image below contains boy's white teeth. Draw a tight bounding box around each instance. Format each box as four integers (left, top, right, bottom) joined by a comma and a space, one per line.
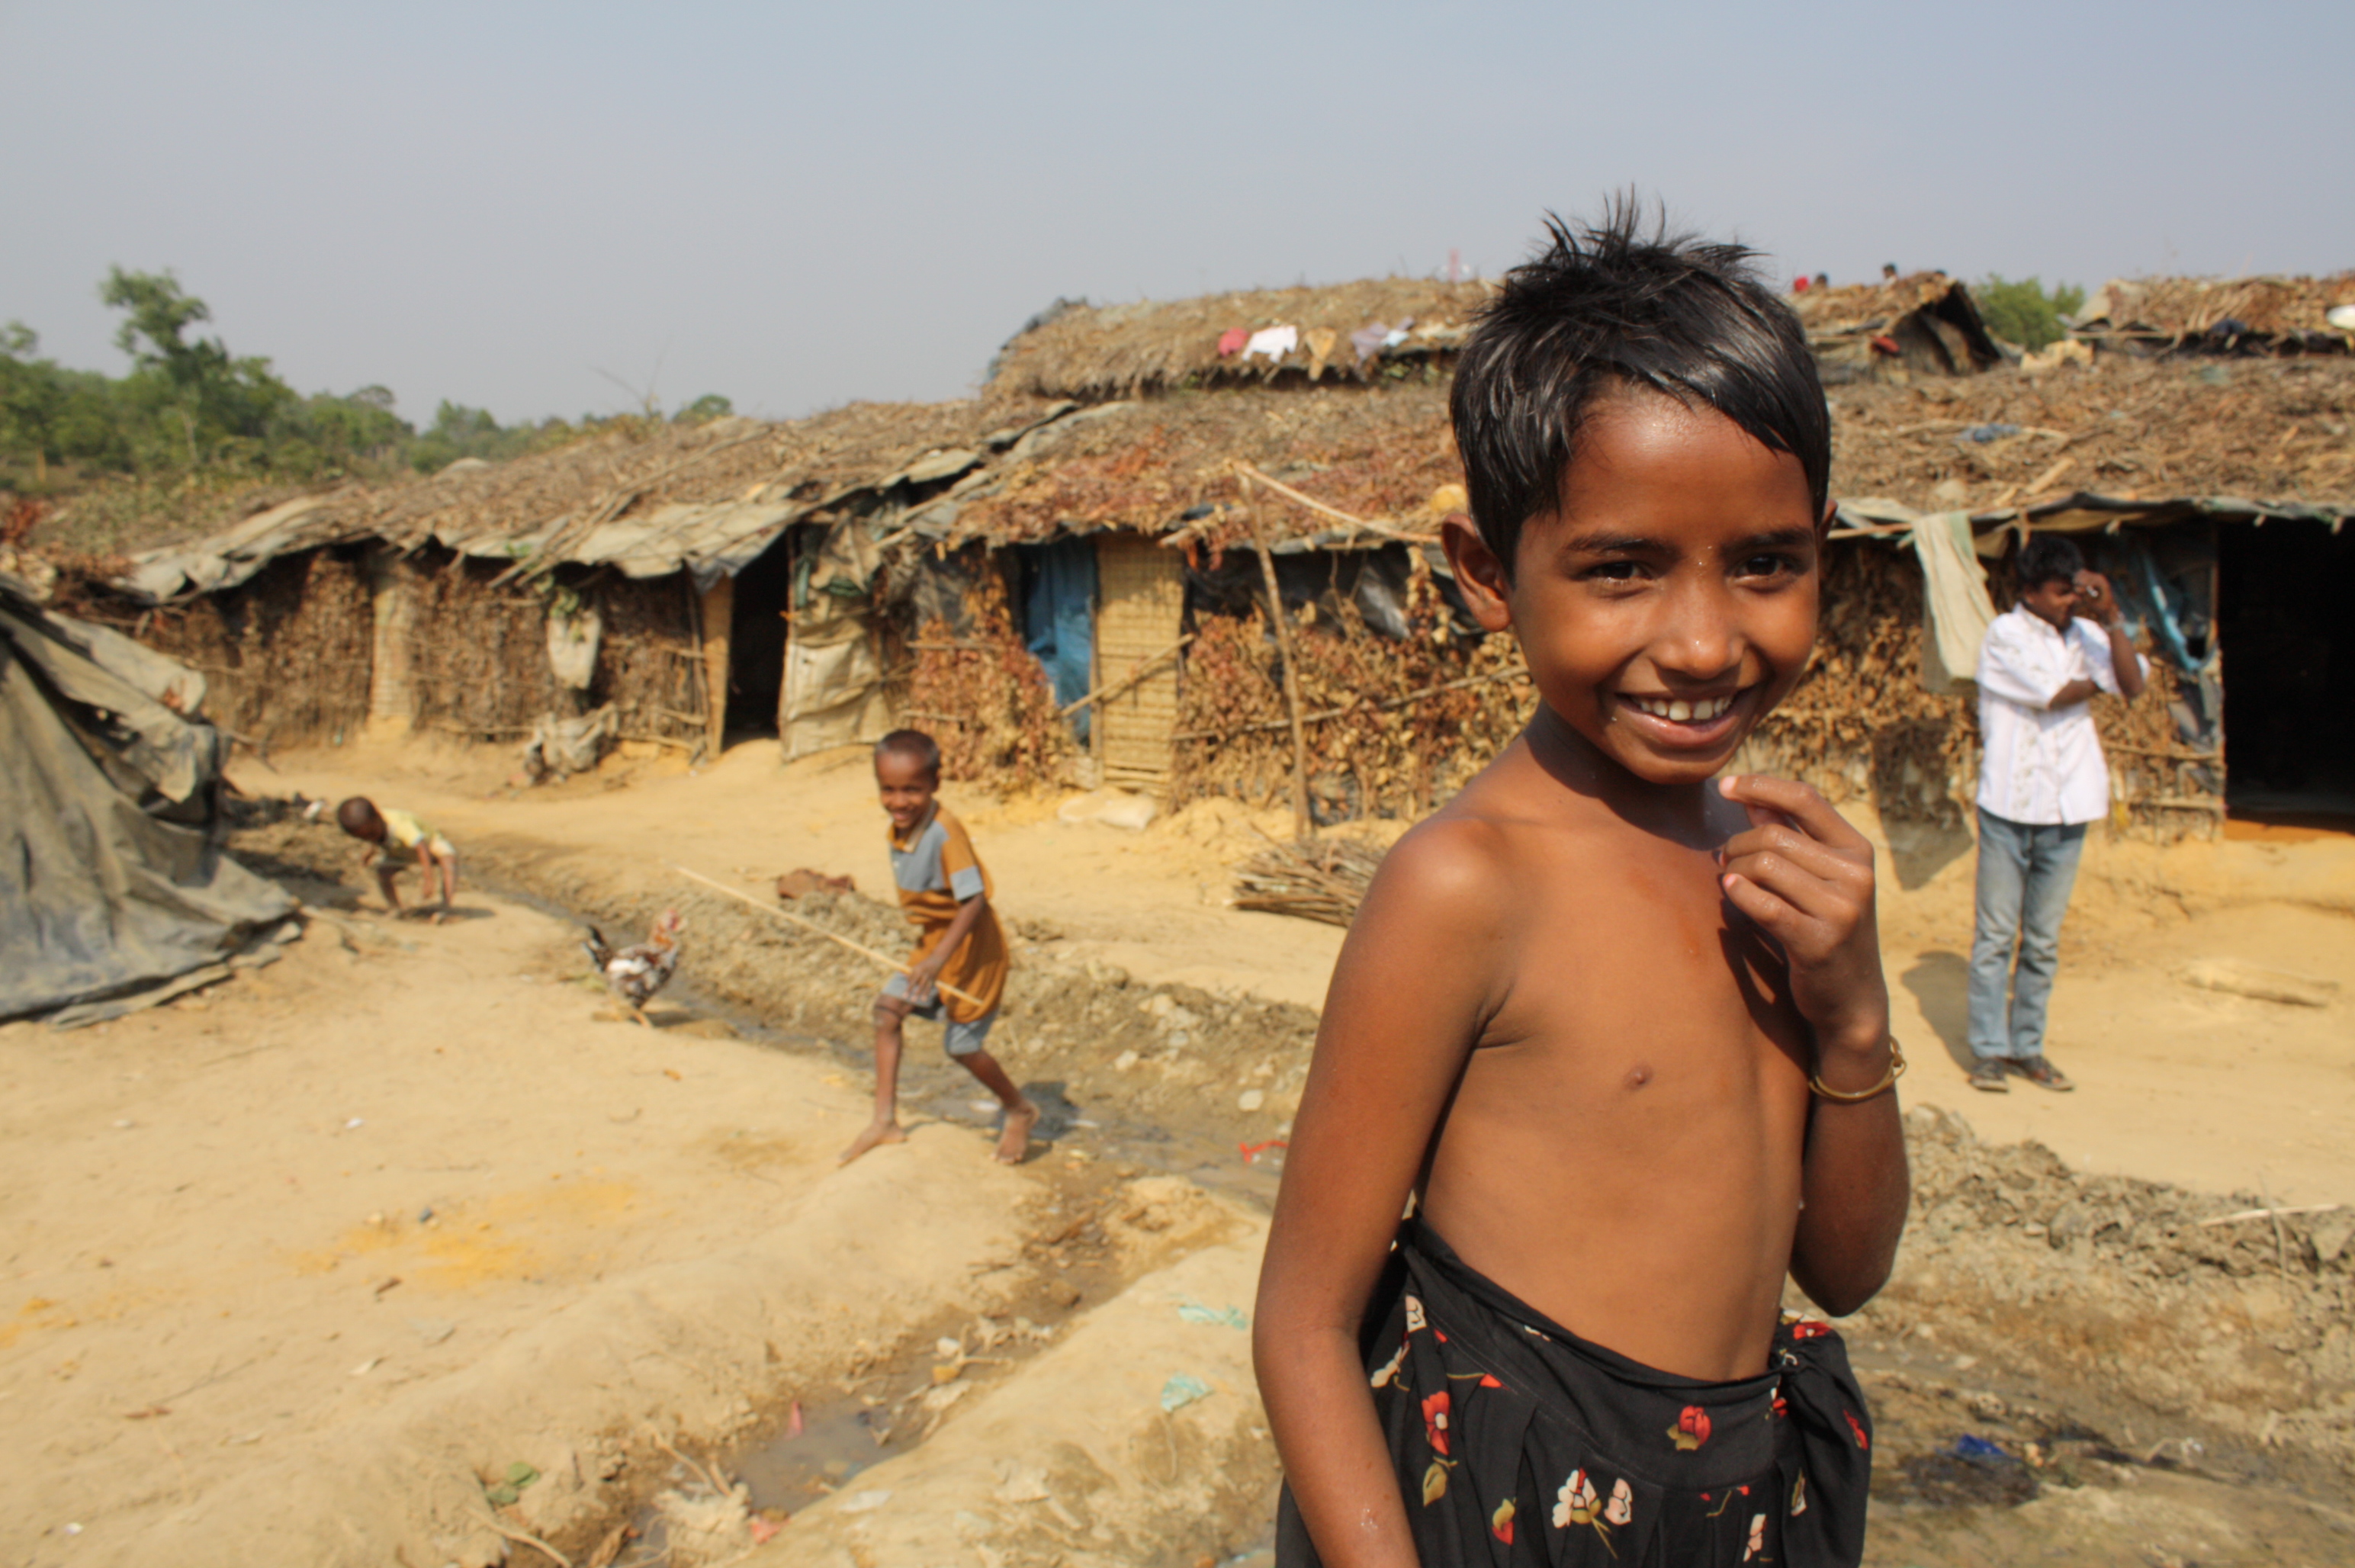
1629, 693, 1733, 721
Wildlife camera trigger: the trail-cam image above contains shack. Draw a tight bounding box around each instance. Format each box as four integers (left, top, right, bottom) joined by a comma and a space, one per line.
64, 275, 2355, 834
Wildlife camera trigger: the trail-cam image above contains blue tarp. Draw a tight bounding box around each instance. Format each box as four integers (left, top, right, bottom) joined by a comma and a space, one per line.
1021, 538, 1096, 743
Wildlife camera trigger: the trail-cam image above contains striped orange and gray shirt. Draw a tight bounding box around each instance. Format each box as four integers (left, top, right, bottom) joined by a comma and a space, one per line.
888, 804, 1008, 1022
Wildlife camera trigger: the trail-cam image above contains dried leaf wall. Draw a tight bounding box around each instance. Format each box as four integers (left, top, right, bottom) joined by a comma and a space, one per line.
901, 567, 1072, 792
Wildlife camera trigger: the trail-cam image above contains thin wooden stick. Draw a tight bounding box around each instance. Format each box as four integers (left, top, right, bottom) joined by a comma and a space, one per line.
2198, 1203, 2342, 1228
1231, 461, 1438, 543
468, 1508, 573, 1568
1245, 493, 1312, 841
1057, 633, 1194, 718
670, 865, 985, 1008
1171, 666, 1530, 741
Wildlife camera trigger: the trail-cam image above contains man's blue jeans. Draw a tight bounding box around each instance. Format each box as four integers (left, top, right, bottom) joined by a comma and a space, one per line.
1967, 808, 2087, 1061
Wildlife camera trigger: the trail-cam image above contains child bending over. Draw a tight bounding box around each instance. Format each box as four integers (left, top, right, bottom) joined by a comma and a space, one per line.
1255, 205, 1910, 1568
840, 730, 1039, 1166
336, 797, 458, 924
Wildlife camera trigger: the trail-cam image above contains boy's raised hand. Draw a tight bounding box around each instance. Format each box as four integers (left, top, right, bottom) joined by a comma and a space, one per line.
1714, 775, 1891, 1059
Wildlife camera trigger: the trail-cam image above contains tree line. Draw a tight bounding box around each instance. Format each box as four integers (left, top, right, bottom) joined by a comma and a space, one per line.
0, 268, 732, 494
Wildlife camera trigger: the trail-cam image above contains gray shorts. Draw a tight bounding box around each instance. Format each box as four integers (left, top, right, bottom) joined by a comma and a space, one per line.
881, 972, 997, 1058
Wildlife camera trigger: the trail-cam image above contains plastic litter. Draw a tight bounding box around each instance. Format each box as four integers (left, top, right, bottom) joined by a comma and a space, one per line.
1160, 1373, 1213, 1412
1946, 1434, 2016, 1464
1958, 423, 2022, 445
1177, 1301, 1250, 1330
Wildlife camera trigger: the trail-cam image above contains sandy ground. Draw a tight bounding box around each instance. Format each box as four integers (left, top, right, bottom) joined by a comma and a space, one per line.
4, 734, 2351, 1567
260, 735, 2355, 1200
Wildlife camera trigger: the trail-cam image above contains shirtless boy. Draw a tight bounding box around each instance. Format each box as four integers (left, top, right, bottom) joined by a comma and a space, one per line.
840, 730, 1040, 1166
1255, 208, 1910, 1567
336, 797, 458, 924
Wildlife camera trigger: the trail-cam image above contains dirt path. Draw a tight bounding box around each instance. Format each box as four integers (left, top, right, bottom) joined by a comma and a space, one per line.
256, 737, 2355, 1202
5, 737, 2351, 1566
0, 889, 1082, 1566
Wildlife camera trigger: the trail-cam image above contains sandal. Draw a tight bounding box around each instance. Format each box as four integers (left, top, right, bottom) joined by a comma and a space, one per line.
2013, 1056, 2074, 1091
1968, 1059, 2010, 1093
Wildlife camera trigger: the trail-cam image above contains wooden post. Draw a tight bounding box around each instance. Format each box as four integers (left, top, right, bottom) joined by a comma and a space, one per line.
363, 546, 419, 741
1249, 511, 1313, 840
698, 575, 733, 757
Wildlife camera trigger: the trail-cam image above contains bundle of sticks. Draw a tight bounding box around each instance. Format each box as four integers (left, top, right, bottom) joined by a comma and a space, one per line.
1232, 837, 1386, 928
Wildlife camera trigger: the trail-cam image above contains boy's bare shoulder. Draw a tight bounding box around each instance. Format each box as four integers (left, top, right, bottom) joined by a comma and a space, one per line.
1365, 753, 1556, 930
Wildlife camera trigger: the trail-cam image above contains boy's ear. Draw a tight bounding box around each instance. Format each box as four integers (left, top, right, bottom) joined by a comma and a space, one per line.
1440, 513, 1515, 635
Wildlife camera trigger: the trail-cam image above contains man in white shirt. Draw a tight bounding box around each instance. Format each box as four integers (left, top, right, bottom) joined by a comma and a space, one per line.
1968, 535, 2148, 1092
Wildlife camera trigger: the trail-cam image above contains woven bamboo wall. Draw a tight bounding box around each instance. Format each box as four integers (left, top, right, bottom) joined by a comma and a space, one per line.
123, 549, 373, 745
1093, 531, 1185, 793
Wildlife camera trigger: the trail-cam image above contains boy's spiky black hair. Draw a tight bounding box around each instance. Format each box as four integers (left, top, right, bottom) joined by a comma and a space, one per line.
1451, 197, 1830, 572
874, 728, 943, 777
2015, 533, 2084, 589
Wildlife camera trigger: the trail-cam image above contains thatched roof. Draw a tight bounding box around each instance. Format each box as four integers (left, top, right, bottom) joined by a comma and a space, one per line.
984, 280, 1493, 404
115, 399, 1062, 602
108, 290, 2355, 606
1788, 272, 2003, 378
2071, 272, 2355, 355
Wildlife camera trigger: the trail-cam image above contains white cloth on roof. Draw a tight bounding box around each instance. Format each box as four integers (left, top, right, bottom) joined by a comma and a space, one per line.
1243, 325, 1299, 361
1910, 510, 1997, 693
1974, 606, 2146, 826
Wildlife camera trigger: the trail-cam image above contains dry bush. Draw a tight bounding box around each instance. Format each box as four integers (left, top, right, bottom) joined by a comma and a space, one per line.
1174, 554, 1529, 820
901, 569, 1071, 791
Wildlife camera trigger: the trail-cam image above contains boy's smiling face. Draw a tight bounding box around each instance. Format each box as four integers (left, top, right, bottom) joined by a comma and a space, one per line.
875, 750, 940, 834
1446, 387, 1826, 788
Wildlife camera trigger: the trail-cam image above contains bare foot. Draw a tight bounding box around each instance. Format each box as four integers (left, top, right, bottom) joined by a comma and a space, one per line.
994, 1100, 1040, 1165
839, 1121, 907, 1165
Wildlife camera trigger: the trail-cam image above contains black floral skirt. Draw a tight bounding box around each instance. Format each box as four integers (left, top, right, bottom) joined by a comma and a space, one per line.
1276, 1221, 1872, 1567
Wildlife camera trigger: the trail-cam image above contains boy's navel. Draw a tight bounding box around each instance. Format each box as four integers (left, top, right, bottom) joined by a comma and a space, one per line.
1624, 1065, 1653, 1091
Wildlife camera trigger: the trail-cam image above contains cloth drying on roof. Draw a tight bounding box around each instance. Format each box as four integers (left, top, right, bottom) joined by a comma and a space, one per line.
1245, 325, 1300, 361
1909, 510, 1997, 694
1218, 326, 1250, 357
1304, 326, 1338, 378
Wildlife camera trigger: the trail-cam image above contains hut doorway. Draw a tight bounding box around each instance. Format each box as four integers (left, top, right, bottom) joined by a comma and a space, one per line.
1094, 531, 1184, 795
724, 537, 794, 741
2218, 521, 2355, 820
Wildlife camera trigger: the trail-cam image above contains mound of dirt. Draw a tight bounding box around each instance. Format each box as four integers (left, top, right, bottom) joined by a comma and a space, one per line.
1867, 1105, 2355, 1486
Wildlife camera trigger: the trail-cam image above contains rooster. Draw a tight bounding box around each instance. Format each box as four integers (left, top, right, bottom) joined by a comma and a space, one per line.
583, 910, 686, 1027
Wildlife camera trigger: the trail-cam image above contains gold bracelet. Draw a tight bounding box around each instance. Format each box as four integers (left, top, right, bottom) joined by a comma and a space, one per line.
1810, 1036, 1906, 1102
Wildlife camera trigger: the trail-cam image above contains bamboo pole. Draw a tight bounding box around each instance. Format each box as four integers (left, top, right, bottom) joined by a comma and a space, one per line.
670, 864, 985, 1009
1056, 633, 1194, 718
698, 576, 734, 756
1171, 665, 1529, 742
1244, 484, 1312, 840
1230, 461, 1437, 543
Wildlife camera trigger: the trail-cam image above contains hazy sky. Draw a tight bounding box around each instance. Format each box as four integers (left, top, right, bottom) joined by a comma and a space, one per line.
5, 1, 2350, 427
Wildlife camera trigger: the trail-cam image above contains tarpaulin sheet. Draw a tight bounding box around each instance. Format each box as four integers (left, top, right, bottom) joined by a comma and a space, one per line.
1910, 509, 1997, 693
0, 577, 294, 1020
1020, 538, 1097, 743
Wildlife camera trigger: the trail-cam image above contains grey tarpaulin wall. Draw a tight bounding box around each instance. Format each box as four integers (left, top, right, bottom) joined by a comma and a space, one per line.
0, 574, 294, 1020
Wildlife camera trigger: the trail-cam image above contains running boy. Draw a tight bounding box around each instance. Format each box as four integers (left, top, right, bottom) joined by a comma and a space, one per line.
336, 797, 458, 923
840, 729, 1039, 1166
1255, 208, 1910, 1568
